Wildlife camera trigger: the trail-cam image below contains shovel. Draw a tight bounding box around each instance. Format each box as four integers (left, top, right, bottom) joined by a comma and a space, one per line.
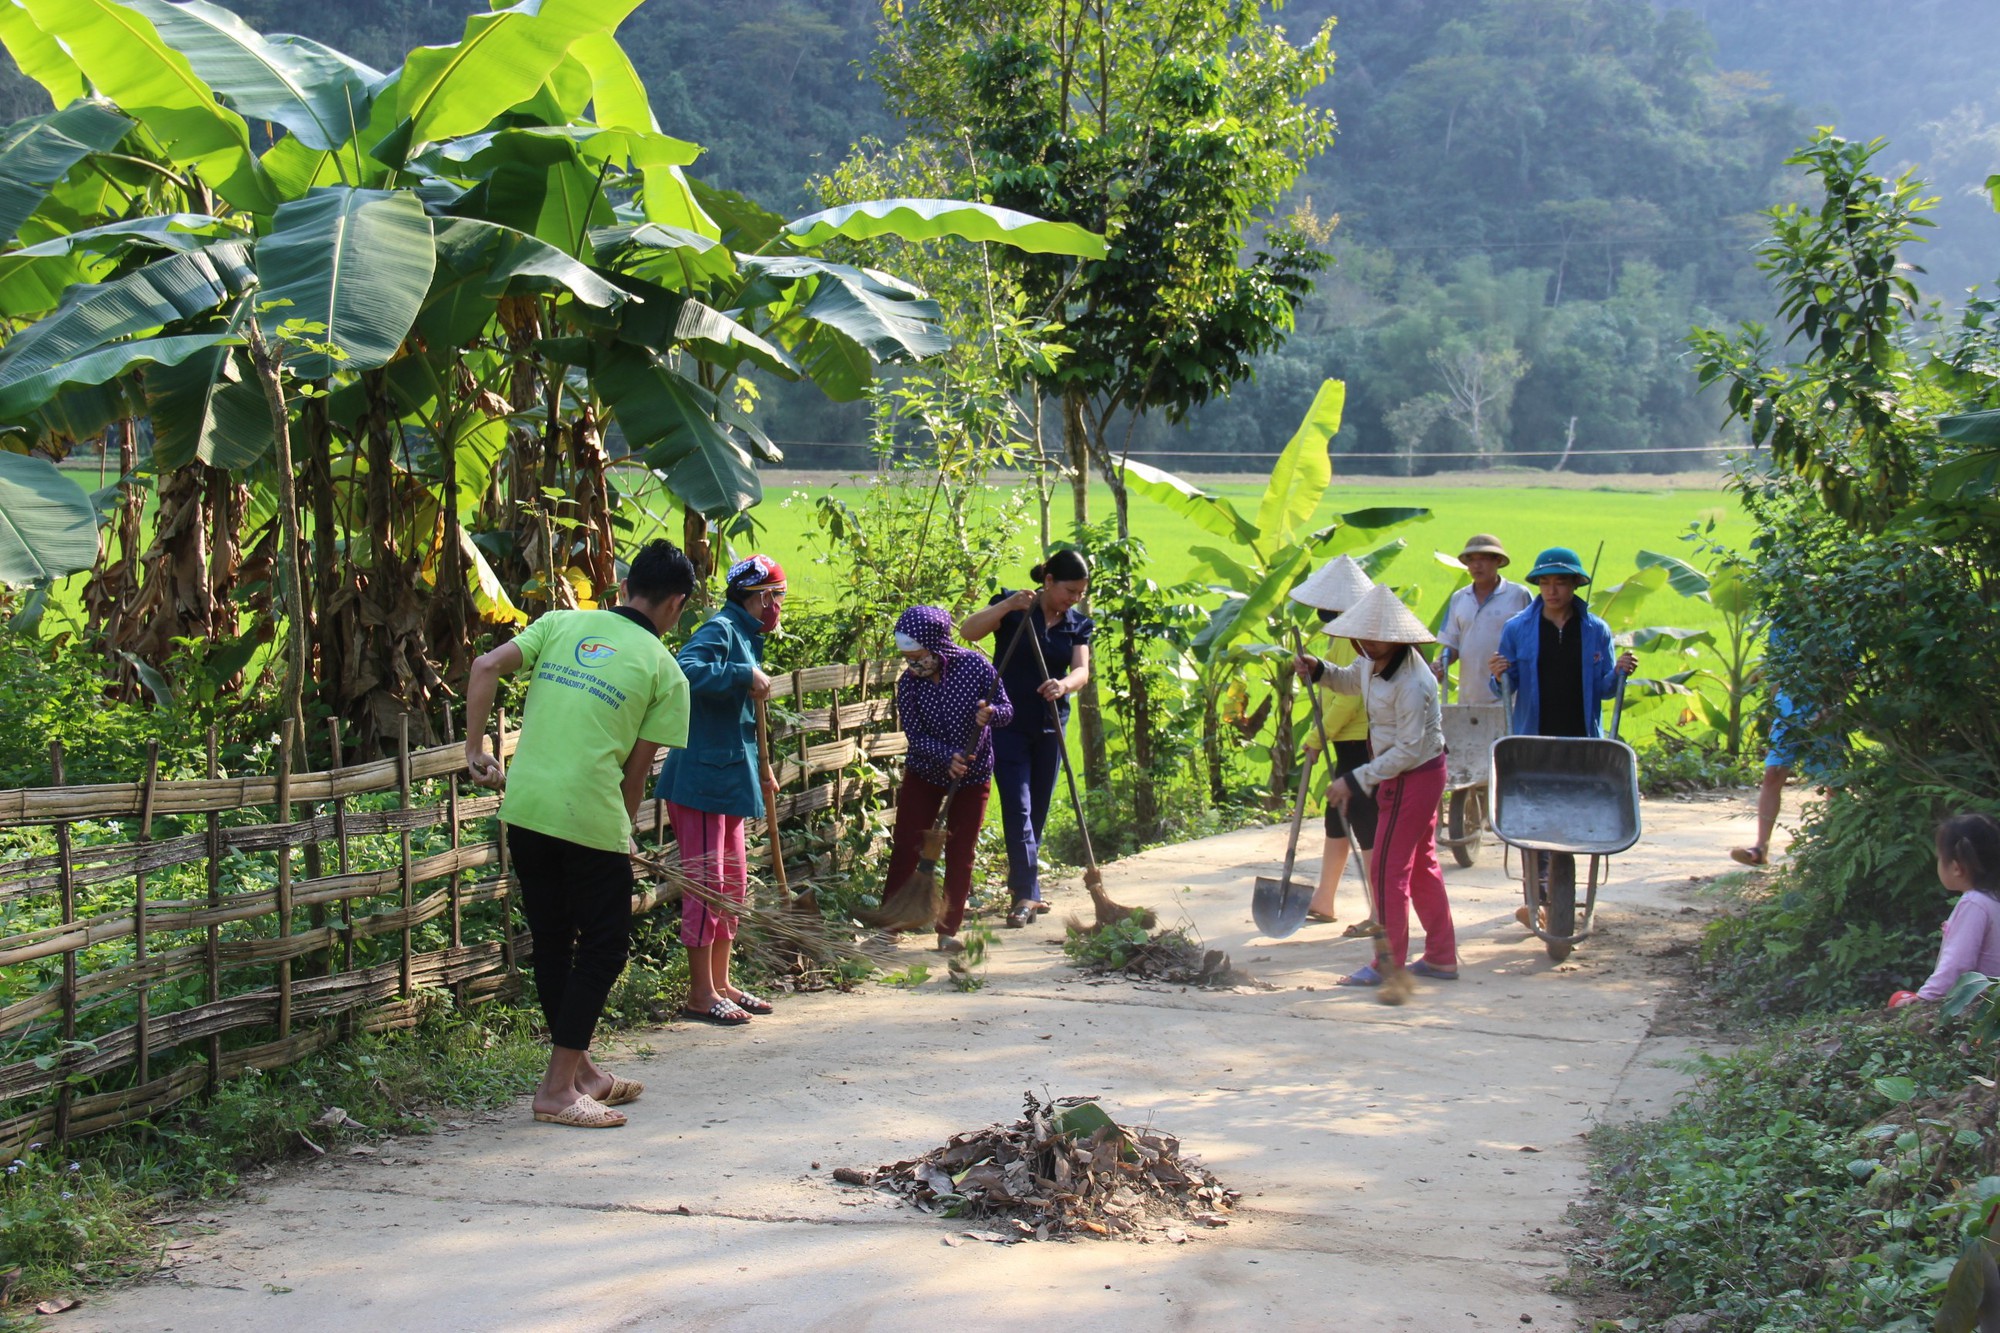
1252, 742, 1317, 939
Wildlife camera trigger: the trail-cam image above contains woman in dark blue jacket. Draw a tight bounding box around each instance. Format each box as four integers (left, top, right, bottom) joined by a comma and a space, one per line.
654, 555, 785, 1026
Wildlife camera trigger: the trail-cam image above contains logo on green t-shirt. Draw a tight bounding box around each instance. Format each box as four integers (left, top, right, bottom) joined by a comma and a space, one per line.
575, 638, 618, 667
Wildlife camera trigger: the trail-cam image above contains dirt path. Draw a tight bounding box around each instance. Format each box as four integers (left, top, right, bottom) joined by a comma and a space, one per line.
72, 794, 1752, 1332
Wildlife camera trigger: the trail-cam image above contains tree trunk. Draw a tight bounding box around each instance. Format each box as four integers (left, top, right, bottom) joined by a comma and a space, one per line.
1202, 675, 1226, 806
1062, 389, 1111, 798
1267, 664, 1296, 810
246, 321, 310, 762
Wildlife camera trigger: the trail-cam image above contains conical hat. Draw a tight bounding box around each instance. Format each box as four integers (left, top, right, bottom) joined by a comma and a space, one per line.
1289, 554, 1374, 612
1323, 583, 1435, 644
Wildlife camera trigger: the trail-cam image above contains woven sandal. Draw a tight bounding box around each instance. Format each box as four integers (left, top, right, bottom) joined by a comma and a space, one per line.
1730, 845, 1768, 866
681, 998, 751, 1026
600, 1076, 643, 1107
728, 991, 773, 1016
533, 1095, 625, 1129
1337, 963, 1383, 987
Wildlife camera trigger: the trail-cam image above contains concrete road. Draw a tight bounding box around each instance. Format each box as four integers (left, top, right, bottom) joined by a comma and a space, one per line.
71, 793, 1753, 1332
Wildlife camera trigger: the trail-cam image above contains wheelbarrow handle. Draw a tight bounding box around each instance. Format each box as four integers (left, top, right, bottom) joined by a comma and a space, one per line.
1610, 669, 1628, 742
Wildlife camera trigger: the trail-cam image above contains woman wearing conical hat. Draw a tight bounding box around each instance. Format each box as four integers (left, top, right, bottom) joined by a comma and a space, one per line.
1293, 584, 1458, 985
1288, 554, 1378, 931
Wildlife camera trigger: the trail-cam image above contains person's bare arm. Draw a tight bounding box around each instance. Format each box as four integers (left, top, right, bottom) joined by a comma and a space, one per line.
1041, 643, 1090, 701
622, 740, 661, 825
465, 642, 524, 788
959, 589, 1034, 642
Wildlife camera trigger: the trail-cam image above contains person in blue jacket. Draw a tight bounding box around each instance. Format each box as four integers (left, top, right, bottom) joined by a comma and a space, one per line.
1486, 546, 1637, 738
1487, 545, 1637, 932
654, 554, 785, 1027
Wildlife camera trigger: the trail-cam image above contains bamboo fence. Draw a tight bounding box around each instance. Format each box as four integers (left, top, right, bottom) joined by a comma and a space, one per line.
0, 660, 903, 1159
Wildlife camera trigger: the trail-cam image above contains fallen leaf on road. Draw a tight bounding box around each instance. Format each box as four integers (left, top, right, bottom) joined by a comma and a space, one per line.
313, 1107, 366, 1131
1517, 1145, 1542, 1154
35, 1298, 79, 1314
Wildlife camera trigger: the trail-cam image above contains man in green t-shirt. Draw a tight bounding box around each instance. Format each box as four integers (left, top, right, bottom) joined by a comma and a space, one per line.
465, 539, 696, 1129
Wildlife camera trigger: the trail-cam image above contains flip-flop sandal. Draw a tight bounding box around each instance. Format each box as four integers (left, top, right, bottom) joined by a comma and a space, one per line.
1337, 964, 1383, 987
1341, 920, 1378, 939
681, 999, 752, 1026
600, 1076, 644, 1106
1407, 959, 1459, 981
533, 1095, 625, 1129
728, 991, 774, 1016
1306, 910, 1338, 924
1032, 901, 1051, 915
1730, 846, 1768, 866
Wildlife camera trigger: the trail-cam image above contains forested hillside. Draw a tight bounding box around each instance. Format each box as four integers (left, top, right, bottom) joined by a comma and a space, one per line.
1, 0, 1990, 472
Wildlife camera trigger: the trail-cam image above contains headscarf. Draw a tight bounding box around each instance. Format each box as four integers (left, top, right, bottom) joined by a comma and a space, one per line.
894, 605, 963, 664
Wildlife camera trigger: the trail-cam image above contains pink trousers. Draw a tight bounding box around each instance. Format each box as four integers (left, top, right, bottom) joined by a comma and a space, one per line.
1368, 753, 1455, 968
668, 802, 746, 948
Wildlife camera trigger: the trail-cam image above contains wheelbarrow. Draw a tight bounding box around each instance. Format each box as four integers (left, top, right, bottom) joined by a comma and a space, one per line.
1437, 703, 1504, 868
1490, 679, 1641, 962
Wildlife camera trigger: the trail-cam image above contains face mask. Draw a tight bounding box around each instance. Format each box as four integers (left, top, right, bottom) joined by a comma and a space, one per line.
904, 653, 938, 679
756, 597, 782, 633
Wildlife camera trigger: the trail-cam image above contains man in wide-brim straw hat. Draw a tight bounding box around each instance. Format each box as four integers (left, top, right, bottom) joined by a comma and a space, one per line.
1293, 583, 1459, 984
1289, 555, 1380, 929
1434, 534, 1533, 702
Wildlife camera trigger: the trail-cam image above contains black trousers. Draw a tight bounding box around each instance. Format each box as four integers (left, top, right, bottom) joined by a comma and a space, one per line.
507, 825, 632, 1052
1322, 738, 1379, 848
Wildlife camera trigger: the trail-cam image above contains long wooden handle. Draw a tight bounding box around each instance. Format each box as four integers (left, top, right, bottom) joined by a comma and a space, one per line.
1278, 747, 1315, 885
1021, 606, 1098, 877
754, 696, 788, 894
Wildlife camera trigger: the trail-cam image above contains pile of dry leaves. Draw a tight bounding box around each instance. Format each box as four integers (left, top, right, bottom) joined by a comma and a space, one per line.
832, 1092, 1237, 1243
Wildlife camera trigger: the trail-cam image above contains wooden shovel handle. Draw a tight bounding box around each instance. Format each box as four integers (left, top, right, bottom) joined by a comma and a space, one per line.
754, 696, 788, 894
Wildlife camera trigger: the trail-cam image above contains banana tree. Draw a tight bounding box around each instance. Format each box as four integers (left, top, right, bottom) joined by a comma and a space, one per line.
0, 0, 1103, 755
1117, 380, 1432, 803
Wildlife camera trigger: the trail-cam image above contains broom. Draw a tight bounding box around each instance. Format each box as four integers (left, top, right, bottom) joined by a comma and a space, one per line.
628, 849, 899, 972
1020, 600, 1153, 929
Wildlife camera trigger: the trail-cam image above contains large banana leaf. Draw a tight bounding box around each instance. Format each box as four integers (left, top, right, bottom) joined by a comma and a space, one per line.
1198, 546, 1313, 664
386, 0, 647, 149
0, 99, 132, 246
782, 198, 1108, 259
147, 343, 272, 470
14, 212, 234, 258
1593, 565, 1666, 632
121, 0, 371, 151
0, 330, 230, 419
1117, 457, 1260, 545
590, 222, 734, 288
1634, 549, 1711, 599
742, 256, 949, 363
0, 1, 84, 108
570, 28, 654, 131
595, 271, 795, 379
450, 158, 614, 255
255, 187, 435, 378
431, 217, 627, 308
19, 0, 274, 211
0, 243, 251, 397
1254, 378, 1343, 545
593, 342, 759, 516
0, 448, 96, 585
23, 375, 139, 447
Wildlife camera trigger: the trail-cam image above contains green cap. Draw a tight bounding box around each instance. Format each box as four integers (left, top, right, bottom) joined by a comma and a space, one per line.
1525, 546, 1589, 585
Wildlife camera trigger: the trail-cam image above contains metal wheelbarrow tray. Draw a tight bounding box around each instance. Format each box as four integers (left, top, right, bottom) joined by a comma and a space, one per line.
1489, 734, 1642, 960
1437, 703, 1504, 867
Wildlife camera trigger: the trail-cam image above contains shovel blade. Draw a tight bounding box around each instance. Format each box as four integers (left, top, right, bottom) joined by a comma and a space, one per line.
1252, 874, 1312, 939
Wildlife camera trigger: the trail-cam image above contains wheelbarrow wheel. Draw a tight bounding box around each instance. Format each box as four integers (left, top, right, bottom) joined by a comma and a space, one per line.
1522, 851, 1578, 963
1544, 853, 1577, 962
1447, 788, 1482, 868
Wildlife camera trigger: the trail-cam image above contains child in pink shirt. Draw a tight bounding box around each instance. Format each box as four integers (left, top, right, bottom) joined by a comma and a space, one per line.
1897, 814, 2000, 1004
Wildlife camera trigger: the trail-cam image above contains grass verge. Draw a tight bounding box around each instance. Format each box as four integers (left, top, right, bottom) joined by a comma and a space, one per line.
1572, 1009, 1999, 1331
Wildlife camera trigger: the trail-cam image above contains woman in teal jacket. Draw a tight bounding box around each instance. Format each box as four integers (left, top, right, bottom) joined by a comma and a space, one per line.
654, 555, 784, 1026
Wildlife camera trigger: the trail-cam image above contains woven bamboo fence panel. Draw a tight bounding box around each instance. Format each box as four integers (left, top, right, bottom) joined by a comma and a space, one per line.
0, 660, 903, 1159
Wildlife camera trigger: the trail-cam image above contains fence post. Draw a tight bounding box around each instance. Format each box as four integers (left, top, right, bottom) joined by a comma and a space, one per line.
276, 717, 295, 1037
204, 727, 222, 1091
49, 741, 75, 1144
330, 719, 353, 978
134, 741, 159, 1087
398, 714, 414, 1000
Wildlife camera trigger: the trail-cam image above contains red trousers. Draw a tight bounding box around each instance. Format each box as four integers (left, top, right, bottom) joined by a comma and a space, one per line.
1368, 753, 1456, 967
882, 773, 990, 935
